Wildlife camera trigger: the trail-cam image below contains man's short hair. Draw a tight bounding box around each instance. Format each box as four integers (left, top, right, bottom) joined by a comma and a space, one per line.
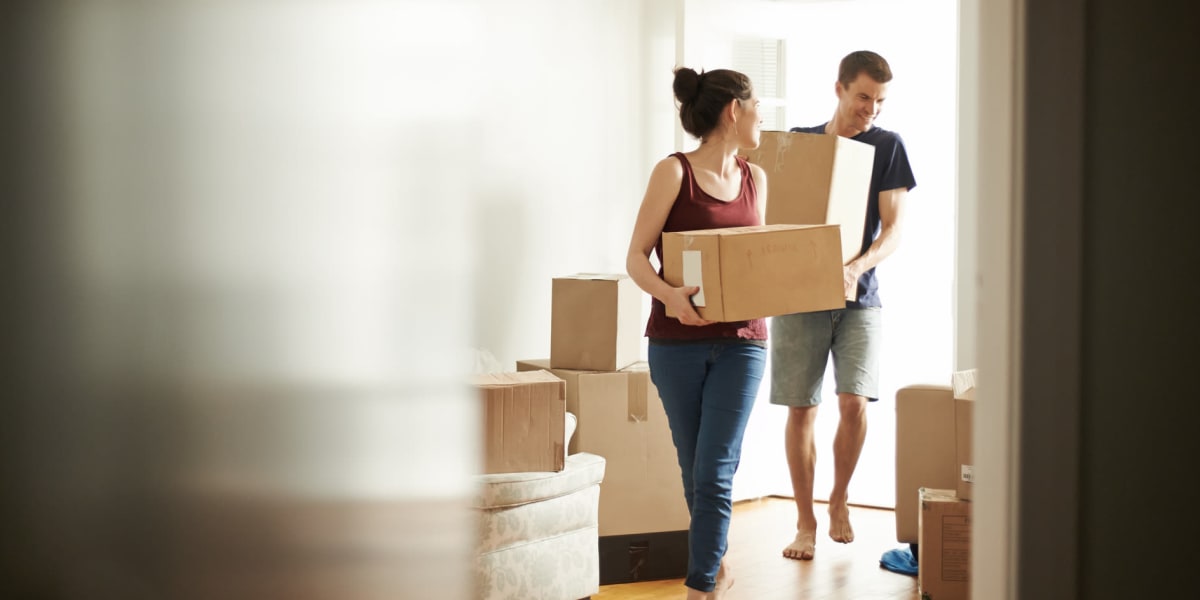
839, 50, 892, 87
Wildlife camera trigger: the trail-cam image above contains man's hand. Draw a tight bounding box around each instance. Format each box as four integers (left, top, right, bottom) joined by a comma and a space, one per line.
843, 265, 860, 300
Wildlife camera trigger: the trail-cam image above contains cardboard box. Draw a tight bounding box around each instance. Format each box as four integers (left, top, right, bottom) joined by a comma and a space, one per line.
551, 274, 642, 371
661, 224, 844, 322
953, 369, 978, 501
517, 358, 690, 583
919, 488, 972, 600
473, 370, 566, 474
516, 359, 689, 536
742, 130, 876, 263
895, 385, 959, 543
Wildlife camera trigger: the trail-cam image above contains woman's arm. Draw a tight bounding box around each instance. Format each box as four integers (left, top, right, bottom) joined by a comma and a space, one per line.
626, 157, 713, 326
749, 162, 768, 224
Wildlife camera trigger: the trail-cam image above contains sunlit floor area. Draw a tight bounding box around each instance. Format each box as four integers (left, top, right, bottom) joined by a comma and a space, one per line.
594, 496, 918, 600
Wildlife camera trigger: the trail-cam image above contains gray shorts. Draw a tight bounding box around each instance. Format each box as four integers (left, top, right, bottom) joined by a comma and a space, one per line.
769, 308, 882, 406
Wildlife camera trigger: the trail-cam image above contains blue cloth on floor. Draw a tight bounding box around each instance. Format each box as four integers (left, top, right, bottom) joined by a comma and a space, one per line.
879, 544, 919, 576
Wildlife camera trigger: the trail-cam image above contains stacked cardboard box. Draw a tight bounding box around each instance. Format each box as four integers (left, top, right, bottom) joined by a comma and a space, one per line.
919, 488, 972, 600
472, 370, 566, 475
952, 370, 977, 500
516, 359, 689, 584
519, 272, 688, 584
895, 385, 960, 543
551, 274, 641, 371
897, 370, 978, 600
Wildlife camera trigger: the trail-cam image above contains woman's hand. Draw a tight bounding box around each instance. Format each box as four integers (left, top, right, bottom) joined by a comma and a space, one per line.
666, 285, 714, 326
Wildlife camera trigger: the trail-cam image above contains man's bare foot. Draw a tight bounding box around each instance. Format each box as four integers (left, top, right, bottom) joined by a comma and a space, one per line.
782, 528, 816, 560
828, 501, 855, 543
711, 560, 735, 599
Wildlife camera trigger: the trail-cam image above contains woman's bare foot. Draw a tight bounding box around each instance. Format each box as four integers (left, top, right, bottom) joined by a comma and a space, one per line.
828, 501, 855, 543
711, 560, 735, 599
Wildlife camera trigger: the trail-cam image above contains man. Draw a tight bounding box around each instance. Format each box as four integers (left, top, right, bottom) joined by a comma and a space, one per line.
772, 50, 917, 560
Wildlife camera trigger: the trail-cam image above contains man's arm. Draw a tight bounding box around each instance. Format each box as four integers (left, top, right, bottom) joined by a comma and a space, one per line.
843, 186, 908, 298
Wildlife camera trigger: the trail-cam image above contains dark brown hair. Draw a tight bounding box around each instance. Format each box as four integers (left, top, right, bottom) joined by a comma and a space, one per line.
672, 67, 753, 140
837, 50, 893, 88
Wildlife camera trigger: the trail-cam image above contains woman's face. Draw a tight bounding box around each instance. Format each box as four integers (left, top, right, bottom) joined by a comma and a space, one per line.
737, 95, 762, 148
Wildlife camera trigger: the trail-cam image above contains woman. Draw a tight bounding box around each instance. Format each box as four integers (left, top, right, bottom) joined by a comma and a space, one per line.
625, 66, 766, 600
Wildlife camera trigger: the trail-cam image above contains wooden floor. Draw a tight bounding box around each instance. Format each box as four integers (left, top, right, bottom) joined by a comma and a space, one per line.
592, 496, 918, 600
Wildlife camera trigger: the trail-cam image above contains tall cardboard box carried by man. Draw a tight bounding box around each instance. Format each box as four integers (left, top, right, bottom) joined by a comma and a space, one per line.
516, 358, 690, 585
742, 130, 876, 263
661, 224, 845, 322
472, 370, 566, 474
551, 274, 642, 372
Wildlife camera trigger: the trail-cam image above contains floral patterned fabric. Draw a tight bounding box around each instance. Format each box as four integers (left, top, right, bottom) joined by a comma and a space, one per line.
474, 452, 605, 600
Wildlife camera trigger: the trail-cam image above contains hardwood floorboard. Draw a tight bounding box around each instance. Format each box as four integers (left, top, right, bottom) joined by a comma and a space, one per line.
592, 496, 918, 600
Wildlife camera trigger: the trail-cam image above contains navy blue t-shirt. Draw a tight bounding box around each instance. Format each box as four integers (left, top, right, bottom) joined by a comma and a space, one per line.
791, 124, 917, 308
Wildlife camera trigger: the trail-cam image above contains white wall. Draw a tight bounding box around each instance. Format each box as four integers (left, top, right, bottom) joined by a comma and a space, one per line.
472, 0, 684, 370
45, 2, 486, 597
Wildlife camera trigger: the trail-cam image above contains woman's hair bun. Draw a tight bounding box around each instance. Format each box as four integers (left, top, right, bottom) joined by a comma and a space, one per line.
673, 67, 702, 104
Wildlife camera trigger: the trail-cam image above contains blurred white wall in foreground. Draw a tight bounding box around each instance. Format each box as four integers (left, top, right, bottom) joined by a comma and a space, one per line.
3, 1, 485, 598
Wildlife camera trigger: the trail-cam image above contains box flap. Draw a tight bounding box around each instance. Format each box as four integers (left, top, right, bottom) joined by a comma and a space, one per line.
556, 272, 627, 281
952, 369, 978, 400
473, 370, 563, 389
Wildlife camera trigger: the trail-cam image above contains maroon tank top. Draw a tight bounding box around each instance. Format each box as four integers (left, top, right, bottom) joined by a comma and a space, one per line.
644, 152, 768, 341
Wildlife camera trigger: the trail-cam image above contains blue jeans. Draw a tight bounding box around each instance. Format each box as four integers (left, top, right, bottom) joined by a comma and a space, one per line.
647, 341, 766, 592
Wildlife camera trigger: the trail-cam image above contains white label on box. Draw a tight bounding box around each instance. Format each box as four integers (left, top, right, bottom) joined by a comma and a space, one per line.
961, 464, 974, 483
682, 250, 705, 306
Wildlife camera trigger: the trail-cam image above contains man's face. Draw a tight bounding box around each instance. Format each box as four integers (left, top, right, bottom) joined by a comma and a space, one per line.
836, 72, 888, 133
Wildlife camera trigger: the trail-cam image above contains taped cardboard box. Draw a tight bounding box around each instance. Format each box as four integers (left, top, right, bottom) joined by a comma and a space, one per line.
662, 224, 845, 322
895, 384, 959, 543
516, 358, 689, 583
472, 370, 566, 474
551, 273, 643, 371
953, 369, 978, 501
742, 130, 875, 263
919, 488, 972, 600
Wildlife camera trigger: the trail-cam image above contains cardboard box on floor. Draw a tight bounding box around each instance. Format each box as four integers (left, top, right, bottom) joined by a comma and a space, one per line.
472, 370, 566, 474
551, 274, 642, 372
742, 130, 875, 263
662, 224, 845, 322
517, 358, 690, 584
516, 359, 688, 536
894, 384, 960, 543
919, 488, 972, 600
953, 369, 978, 501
